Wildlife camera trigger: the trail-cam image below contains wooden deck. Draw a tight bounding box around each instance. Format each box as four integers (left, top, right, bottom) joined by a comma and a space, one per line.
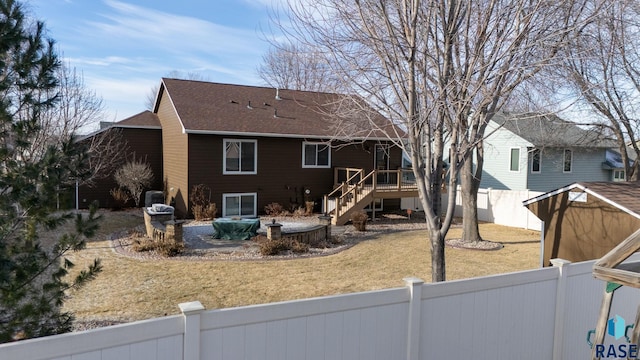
323, 168, 419, 225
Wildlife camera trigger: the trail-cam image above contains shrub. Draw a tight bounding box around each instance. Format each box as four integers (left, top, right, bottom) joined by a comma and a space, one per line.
132, 237, 184, 257
258, 238, 310, 256
304, 201, 315, 215
258, 238, 291, 256
351, 210, 368, 231
291, 241, 310, 253
190, 184, 217, 220
292, 206, 307, 217
110, 187, 131, 209
114, 158, 154, 207
264, 202, 285, 216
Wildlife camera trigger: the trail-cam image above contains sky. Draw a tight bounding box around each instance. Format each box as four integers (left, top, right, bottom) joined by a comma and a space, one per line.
28, 0, 283, 131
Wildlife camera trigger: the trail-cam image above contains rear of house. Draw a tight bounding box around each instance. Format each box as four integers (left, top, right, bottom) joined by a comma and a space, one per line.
481, 113, 618, 192
154, 78, 406, 218
76, 111, 163, 209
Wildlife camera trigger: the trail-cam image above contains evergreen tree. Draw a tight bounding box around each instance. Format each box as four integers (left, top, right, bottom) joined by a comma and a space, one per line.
0, 0, 102, 342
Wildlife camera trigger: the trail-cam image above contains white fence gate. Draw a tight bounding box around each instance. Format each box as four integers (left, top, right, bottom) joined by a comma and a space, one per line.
2, 255, 639, 360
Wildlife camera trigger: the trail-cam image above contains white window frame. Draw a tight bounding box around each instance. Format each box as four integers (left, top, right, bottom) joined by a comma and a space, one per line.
563, 149, 573, 173
302, 141, 331, 168
223, 139, 257, 175
222, 192, 257, 218
613, 169, 625, 182
509, 147, 520, 172
530, 148, 541, 173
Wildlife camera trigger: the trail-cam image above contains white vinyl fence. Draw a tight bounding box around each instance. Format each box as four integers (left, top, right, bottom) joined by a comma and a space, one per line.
2, 255, 640, 360
403, 187, 543, 230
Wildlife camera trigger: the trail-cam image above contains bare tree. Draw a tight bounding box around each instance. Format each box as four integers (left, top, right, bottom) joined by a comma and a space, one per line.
558, 1, 640, 181
24, 62, 105, 163
279, 0, 597, 281
75, 127, 128, 186
257, 42, 342, 92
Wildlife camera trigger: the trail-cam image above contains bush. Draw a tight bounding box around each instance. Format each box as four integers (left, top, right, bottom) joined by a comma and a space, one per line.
114, 158, 154, 207
292, 206, 307, 217
132, 237, 184, 257
258, 238, 310, 256
110, 187, 131, 209
191, 184, 214, 219
291, 241, 310, 253
305, 201, 315, 215
264, 202, 285, 216
190, 184, 217, 220
351, 210, 368, 231
258, 238, 291, 255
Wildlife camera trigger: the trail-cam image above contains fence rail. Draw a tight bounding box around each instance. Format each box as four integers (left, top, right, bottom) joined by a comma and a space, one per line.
3, 255, 640, 360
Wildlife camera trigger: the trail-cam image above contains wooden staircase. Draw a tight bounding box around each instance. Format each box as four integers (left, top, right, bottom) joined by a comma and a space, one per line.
323, 168, 419, 225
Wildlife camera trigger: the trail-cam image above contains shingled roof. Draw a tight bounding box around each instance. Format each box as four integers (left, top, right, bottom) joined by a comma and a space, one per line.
493, 112, 616, 148
523, 181, 640, 219
115, 110, 161, 128
155, 78, 401, 140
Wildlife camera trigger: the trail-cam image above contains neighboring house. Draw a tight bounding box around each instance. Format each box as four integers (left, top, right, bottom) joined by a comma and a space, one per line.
524, 181, 640, 266
75, 111, 163, 209
481, 113, 619, 192
151, 78, 407, 220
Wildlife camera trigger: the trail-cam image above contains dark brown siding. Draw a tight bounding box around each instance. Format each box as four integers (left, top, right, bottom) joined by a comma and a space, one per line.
77, 128, 162, 209
187, 135, 402, 216
157, 94, 190, 217
529, 193, 640, 266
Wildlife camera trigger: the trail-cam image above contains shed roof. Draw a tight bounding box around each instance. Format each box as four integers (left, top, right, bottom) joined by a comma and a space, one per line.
523, 181, 640, 220
155, 78, 402, 140
493, 112, 615, 148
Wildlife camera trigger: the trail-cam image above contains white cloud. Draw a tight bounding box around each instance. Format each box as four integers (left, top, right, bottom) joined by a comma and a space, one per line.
87, 0, 265, 59
68, 56, 134, 67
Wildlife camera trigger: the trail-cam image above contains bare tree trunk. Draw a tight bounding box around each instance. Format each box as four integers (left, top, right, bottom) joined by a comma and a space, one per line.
460, 155, 483, 243
431, 229, 446, 282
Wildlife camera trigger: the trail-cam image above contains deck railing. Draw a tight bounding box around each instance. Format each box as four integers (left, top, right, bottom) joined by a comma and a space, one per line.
324, 168, 419, 223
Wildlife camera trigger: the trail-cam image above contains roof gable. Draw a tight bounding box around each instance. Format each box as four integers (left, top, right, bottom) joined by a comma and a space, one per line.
157, 78, 401, 140
523, 181, 640, 219
115, 110, 161, 128
492, 112, 615, 148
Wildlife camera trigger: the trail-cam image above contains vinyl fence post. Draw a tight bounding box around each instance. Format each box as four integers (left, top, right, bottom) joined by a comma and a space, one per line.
550, 259, 572, 360
404, 277, 424, 360
179, 301, 205, 360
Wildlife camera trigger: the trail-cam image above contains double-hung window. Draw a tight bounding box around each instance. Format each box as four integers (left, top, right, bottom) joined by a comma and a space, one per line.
224, 139, 257, 174
222, 193, 257, 217
531, 148, 541, 173
563, 149, 572, 173
509, 148, 520, 172
302, 142, 331, 168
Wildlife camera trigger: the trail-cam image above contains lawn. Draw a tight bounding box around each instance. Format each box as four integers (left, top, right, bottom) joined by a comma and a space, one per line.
61, 210, 540, 324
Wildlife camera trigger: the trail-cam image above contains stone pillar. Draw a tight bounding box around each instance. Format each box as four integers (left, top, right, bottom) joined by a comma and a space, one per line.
266, 220, 282, 240
143, 209, 154, 238
318, 214, 332, 240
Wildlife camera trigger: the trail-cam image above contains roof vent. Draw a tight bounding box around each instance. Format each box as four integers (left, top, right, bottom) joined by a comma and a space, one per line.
275, 88, 281, 100
274, 108, 278, 118
230, 100, 238, 104
247, 101, 252, 109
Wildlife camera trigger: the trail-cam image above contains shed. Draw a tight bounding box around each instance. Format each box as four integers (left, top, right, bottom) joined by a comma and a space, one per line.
523, 182, 640, 266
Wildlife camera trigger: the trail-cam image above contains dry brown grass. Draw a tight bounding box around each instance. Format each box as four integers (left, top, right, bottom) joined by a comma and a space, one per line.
61, 211, 540, 324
